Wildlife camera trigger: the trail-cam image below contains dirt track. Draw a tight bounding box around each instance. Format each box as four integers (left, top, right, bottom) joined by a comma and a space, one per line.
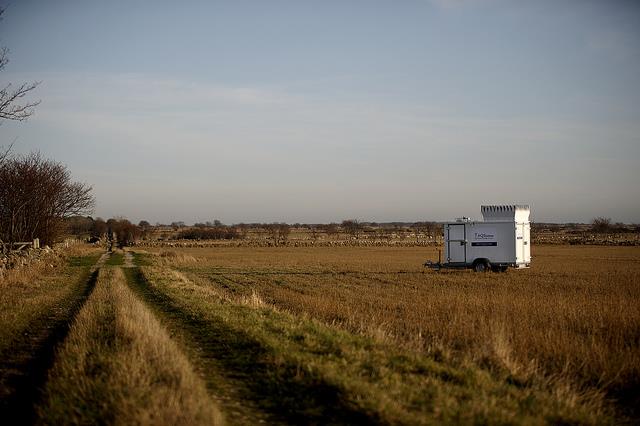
0, 252, 109, 423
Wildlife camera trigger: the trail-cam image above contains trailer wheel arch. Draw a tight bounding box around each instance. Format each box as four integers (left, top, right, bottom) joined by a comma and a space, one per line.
472, 258, 490, 272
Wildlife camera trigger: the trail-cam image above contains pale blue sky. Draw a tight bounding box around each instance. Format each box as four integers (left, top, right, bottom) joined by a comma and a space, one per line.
1, 0, 639, 223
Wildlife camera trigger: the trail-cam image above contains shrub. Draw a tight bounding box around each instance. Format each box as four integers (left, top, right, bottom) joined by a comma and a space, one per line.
176, 227, 239, 240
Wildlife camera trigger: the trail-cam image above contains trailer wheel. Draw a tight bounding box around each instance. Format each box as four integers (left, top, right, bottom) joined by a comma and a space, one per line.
473, 260, 489, 273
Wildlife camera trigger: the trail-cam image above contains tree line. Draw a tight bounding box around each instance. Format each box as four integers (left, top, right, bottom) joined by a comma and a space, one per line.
63, 218, 443, 247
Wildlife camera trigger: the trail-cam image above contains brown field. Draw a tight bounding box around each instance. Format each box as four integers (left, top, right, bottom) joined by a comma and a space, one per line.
148, 244, 640, 418
1, 243, 638, 424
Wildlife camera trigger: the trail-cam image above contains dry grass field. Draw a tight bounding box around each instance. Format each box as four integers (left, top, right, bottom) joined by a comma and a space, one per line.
0, 243, 637, 424
147, 244, 640, 421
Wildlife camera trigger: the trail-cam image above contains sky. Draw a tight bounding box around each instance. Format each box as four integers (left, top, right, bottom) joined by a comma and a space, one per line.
1, 0, 639, 224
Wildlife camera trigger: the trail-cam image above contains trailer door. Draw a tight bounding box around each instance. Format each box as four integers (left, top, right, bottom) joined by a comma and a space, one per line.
515, 223, 525, 265
523, 223, 531, 263
447, 224, 466, 263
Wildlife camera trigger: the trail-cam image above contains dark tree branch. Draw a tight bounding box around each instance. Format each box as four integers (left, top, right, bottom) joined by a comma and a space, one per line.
0, 8, 41, 123
0, 81, 41, 121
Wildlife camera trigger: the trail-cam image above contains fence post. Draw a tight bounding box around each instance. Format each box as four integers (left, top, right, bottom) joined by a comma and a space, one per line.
33, 238, 40, 249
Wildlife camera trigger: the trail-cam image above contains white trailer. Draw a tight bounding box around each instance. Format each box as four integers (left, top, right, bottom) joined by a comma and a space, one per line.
426, 205, 531, 272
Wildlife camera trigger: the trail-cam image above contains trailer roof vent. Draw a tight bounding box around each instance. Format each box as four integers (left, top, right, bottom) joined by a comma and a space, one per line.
481, 205, 530, 223
456, 217, 471, 223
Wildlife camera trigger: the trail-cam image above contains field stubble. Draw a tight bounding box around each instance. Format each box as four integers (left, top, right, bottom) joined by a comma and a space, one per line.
148, 244, 640, 418
136, 262, 604, 424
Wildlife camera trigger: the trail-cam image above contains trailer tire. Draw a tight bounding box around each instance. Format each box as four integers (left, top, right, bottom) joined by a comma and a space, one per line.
473, 259, 490, 273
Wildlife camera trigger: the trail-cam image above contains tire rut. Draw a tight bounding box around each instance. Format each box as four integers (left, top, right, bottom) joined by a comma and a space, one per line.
124, 269, 271, 425
125, 266, 379, 426
0, 252, 109, 425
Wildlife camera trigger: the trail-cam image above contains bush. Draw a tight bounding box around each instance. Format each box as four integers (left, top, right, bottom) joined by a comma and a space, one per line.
591, 217, 612, 233
176, 227, 239, 240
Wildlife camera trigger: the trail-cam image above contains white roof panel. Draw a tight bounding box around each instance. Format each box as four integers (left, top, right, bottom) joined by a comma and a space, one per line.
481, 205, 530, 222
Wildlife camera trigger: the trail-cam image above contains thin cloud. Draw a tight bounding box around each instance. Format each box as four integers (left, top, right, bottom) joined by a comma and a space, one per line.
4, 71, 639, 223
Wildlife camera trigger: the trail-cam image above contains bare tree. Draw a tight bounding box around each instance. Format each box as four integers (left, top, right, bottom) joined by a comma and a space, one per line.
414, 221, 439, 242
591, 217, 612, 233
342, 219, 362, 240
235, 223, 248, 239
278, 223, 290, 244
0, 152, 94, 250
0, 143, 11, 164
107, 218, 142, 248
65, 216, 93, 236
0, 7, 40, 218
0, 9, 40, 124
323, 222, 339, 240
91, 217, 108, 238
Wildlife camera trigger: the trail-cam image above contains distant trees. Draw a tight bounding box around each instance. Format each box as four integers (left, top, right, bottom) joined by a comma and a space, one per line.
84, 217, 149, 246
91, 218, 108, 238
177, 226, 238, 240
591, 217, 612, 233
235, 223, 248, 239
278, 223, 290, 243
0, 152, 94, 250
590, 217, 633, 234
341, 219, 362, 239
194, 220, 224, 228
323, 223, 339, 239
413, 221, 440, 241
65, 216, 94, 236
107, 218, 142, 247
267, 224, 279, 242
265, 223, 290, 246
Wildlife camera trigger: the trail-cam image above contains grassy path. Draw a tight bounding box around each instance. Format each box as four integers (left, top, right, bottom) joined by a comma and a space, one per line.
126, 266, 362, 425
38, 266, 221, 425
0, 251, 104, 424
